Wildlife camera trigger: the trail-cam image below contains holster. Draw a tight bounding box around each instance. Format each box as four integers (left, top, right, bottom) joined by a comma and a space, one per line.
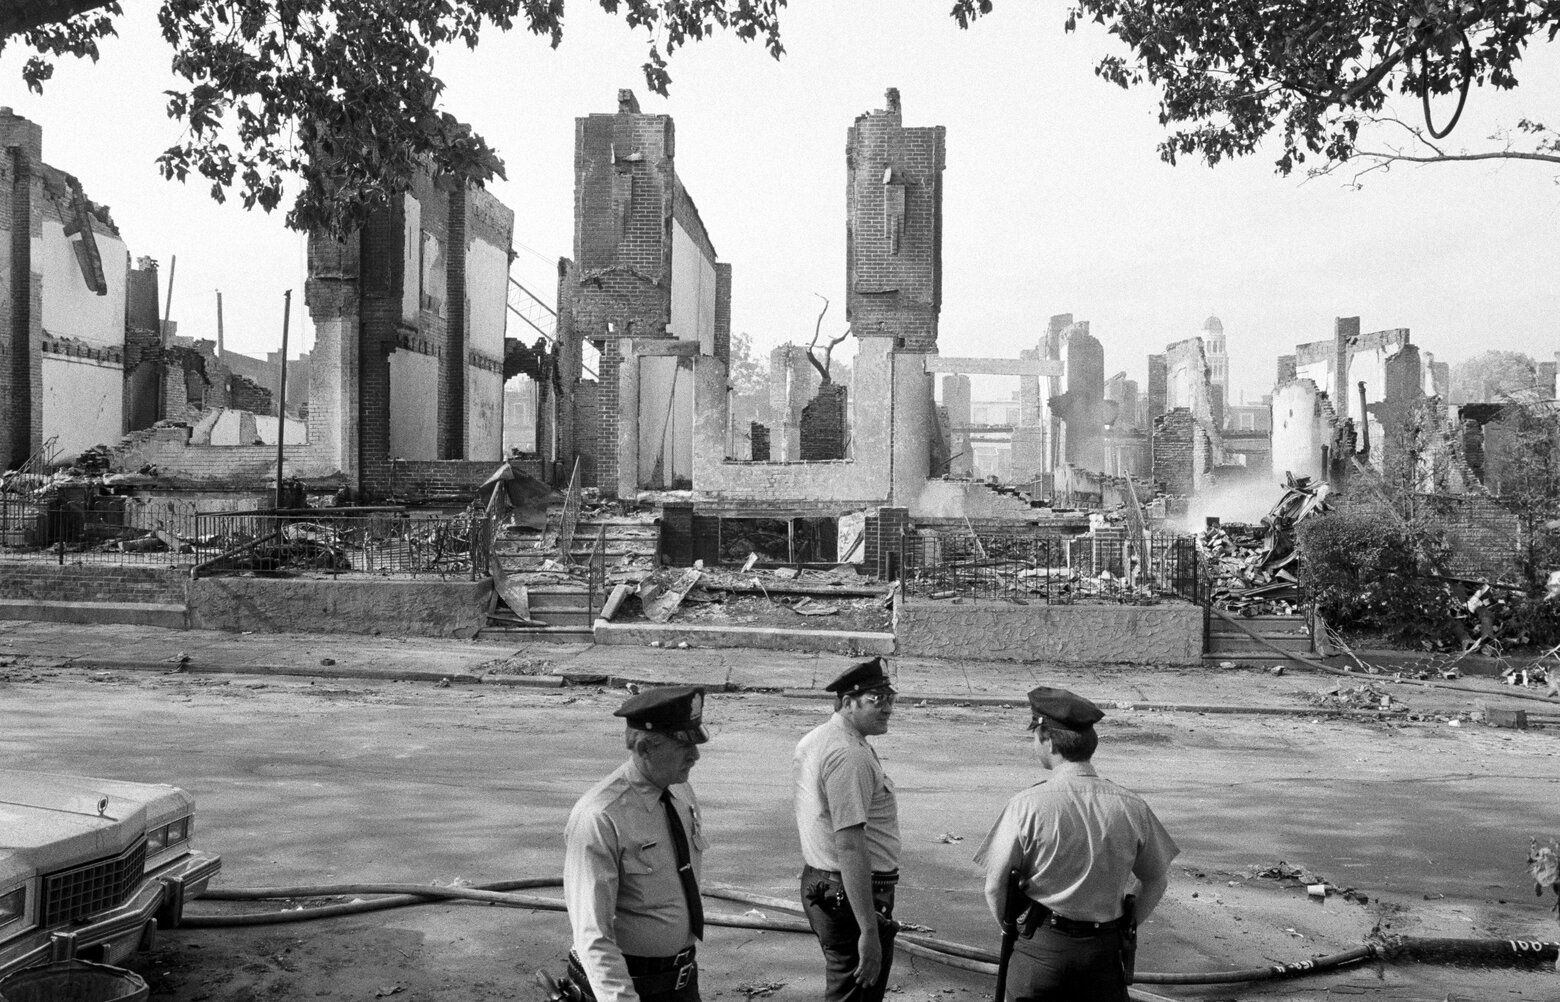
1119, 894, 1139, 984
1016, 900, 1048, 940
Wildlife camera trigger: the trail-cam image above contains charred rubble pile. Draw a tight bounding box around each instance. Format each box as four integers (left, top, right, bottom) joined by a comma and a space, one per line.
1197, 477, 1331, 615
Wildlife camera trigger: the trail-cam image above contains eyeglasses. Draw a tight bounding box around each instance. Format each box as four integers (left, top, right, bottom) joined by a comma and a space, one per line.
856, 690, 897, 707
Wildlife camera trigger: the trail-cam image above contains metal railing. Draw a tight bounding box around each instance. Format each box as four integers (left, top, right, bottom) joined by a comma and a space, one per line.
585, 522, 608, 620
899, 529, 1201, 605
190, 508, 486, 578
555, 457, 583, 565
1, 494, 202, 567
0, 495, 496, 579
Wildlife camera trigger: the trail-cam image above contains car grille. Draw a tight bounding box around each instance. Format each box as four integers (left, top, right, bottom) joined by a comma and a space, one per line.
41, 837, 148, 925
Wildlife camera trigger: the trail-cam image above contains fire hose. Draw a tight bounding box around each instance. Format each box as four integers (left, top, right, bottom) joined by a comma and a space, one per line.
181, 877, 1560, 990
1209, 606, 1560, 708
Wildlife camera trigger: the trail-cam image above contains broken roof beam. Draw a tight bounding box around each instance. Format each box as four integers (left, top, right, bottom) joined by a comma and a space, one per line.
924, 356, 1064, 377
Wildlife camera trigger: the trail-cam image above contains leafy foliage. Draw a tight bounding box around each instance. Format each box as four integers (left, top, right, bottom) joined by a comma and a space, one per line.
1296, 500, 1458, 646
1449, 350, 1540, 404
951, 1, 1560, 175
5, 0, 786, 235
1479, 402, 1560, 588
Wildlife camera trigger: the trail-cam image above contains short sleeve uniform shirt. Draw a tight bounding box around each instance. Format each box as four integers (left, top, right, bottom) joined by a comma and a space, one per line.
975, 762, 1177, 922
793, 713, 900, 872
563, 760, 707, 1002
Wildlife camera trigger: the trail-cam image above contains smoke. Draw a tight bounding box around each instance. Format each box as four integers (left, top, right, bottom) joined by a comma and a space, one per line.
1169, 477, 1284, 532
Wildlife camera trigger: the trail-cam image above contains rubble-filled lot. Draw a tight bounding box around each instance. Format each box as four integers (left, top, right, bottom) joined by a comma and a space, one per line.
2, 664, 1557, 1000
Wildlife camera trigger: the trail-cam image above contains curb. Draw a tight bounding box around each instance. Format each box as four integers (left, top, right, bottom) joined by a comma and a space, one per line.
776, 689, 1413, 718
14, 655, 1560, 723
58, 657, 566, 688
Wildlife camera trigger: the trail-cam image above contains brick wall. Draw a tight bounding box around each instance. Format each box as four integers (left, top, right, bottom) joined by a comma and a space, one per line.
385, 458, 505, 501
306, 168, 512, 499
713, 262, 732, 365
228, 372, 274, 414
0, 561, 188, 605
2, 111, 45, 472
1423, 493, 1521, 579
442, 181, 468, 459
1152, 408, 1199, 496
749, 423, 770, 462
1146, 353, 1167, 422
569, 99, 679, 495
800, 383, 848, 460
861, 506, 909, 580
1061, 324, 1105, 470
845, 90, 944, 351
111, 425, 279, 488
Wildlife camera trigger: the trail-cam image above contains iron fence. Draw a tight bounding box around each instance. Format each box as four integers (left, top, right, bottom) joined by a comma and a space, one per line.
190, 508, 487, 578
899, 529, 1201, 605
0, 494, 202, 567
0, 494, 494, 578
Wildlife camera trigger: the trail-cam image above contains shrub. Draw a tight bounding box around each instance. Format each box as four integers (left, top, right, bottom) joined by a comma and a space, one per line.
1296, 508, 1459, 647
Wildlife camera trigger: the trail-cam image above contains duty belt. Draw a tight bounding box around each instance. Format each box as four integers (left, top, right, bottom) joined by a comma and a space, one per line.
566, 947, 696, 998
806, 865, 900, 888
624, 946, 696, 993
1033, 910, 1129, 936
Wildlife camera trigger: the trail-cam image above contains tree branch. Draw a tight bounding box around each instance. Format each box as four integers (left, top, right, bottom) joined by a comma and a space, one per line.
0, 0, 114, 39
1352, 148, 1560, 165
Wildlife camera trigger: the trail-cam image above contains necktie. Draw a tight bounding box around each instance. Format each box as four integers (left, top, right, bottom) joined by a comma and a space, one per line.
660, 788, 704, 940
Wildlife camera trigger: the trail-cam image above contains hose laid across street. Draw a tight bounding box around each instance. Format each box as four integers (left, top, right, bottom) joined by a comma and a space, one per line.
182, 878, 1560, 987
1209, 606, 1560, 707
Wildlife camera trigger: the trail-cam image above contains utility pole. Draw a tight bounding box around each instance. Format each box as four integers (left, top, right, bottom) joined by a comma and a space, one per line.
160, 255, 176, 344
215, 290, 224, 356
274, 290, 292, 510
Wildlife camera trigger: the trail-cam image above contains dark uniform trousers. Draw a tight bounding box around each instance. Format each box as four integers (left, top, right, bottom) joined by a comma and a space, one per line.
799, 864, 898, 1002
567, 948, 700, 1002
1007, 925, 1128, 1002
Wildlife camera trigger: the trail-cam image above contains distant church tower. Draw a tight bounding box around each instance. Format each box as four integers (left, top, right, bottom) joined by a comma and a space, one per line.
1201, 315, 1229, 397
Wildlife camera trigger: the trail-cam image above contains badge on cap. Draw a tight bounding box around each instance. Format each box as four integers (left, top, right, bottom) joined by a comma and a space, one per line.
825, 656, 894, 695
614, 684, 710, 744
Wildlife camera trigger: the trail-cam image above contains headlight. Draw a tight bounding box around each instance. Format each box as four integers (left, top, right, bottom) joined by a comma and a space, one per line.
146, 816, 193, 853
0, 886, 24, 928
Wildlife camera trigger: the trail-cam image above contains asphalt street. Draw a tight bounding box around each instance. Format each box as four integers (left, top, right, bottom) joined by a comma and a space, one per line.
4, 643, 1559, 1001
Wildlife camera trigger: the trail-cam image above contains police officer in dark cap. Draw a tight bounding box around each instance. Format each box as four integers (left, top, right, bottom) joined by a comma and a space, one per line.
562, 685, 710, 1002
792, 656, 902, 1001
974, 686, 1179, 1001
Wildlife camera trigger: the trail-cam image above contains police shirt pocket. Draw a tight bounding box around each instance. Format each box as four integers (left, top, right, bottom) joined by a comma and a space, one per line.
621, 845, 656, 875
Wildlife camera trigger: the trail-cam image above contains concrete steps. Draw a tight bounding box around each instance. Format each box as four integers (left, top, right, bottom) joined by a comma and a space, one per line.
477, 624, 595, 644
1206, 613, 1313, 657
486, 581, 598, 636
490, 518, 660, 568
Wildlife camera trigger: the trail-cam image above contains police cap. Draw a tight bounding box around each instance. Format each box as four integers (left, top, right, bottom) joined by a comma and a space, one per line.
614, 684, 710, 744
825, 656, 894, 696
1026, 686, 1104, 730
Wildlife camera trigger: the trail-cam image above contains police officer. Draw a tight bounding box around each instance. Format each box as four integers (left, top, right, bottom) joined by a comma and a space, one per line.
975, 687, 1178, 1002
563, 685, 710, 1002
793, 656, 901, 1002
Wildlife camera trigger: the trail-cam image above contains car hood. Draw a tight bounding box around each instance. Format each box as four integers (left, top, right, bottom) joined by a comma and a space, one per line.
0, 771, 188, 884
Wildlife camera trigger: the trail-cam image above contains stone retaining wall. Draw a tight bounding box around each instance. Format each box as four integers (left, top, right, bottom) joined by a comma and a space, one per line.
188, 575, 491, 638
895, 599, 1203, 664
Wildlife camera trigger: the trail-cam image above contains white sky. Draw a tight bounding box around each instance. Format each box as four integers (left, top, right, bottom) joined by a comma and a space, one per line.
3, 3, 1557, 405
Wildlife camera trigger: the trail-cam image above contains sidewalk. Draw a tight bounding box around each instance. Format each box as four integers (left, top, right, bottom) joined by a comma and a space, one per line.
2, 618, 1557, 722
